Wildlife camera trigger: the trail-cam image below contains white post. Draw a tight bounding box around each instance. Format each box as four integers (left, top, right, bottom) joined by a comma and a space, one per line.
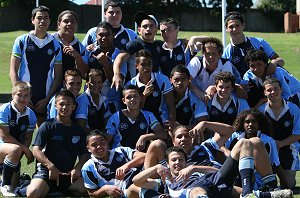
297, 0, 300, 14
101, 0, 107, 21
222, 0, 227, 48
36, 0, 39, 7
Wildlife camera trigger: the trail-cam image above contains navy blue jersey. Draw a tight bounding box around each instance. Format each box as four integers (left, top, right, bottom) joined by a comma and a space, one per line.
259, 101, 300, 170
175, 89, 208, 125
223, 37, 277, 76
33, 118, 87, 173
159, 40, 193, 77
0, 102, 37, 142
106, 110, 159, 149
125, 38, 163, 72
207, 94, 249, 125
12, 32, 62, 105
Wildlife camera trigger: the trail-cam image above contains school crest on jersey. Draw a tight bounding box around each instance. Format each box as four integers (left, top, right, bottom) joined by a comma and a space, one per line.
232, 56, 241, 64
139, 123, 147, 130
176, 54, 183, 61
47, 49, 53, 55
284, 120, 291, 127
121, 39, 127, 44
9, 120, 16, 127
153, 91, 159, 97
227, 107, 234, 114
120, 123, 128, 130
183, 107, 190, 113
27, 44, 35, 52
72, 136, 80, 144
161, 56, 167, 63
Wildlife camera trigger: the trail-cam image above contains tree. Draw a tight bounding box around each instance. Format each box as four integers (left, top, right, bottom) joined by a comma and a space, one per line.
208, 0, 253, 11
258, 0, 296, 13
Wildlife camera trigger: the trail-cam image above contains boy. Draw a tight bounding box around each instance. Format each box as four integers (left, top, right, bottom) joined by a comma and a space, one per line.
81, 129, 145, 197
106, 85, 167, 151
0, 81, 37, 196
186, 37, 241, 98
75, 69, 112, 133
243, 49, 300, 107
10, 6, 62, 126
222, 11, 284, 76
26, 89, 89, 197
88, 21, 125, 111
126, 49, 176, 124
169, 64, 208, 128
47, 69, 82, 119
159, 18, 193, 77
207, 72, 249, 125
259, 78, 300, 188
112, 11, 162, 90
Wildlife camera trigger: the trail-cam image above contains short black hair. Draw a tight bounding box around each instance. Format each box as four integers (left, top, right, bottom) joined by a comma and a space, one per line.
224, 11, 244, 27
160, 17, 179, 28
170, 64, 190, 79
57, 10, 77, 23
136, 49, 152, 65
96, 21, 114, 34
55, 89, 75, 104
122, 84, 141, 98
214, 71, 236, 88
201, 37, 223, 54
263, 77, 282, 89
86, 129, 107, 144
166, 146, 187, 162
32, 5, 50, 18
245, 49, 268, 65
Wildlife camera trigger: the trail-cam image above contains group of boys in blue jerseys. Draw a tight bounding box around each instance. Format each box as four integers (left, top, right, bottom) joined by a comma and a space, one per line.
1, 0, 300, 197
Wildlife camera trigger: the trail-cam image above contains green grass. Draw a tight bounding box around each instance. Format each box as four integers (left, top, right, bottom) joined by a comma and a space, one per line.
2, 30, 300, 197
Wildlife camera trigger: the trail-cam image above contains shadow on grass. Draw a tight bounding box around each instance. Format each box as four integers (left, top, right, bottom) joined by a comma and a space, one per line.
293, 186, 300, 195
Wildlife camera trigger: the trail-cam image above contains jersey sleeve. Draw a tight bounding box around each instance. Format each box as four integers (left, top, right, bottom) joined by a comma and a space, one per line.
81, 159, 105, 189
273, 68, 292, 100
47, 96, 56, 119
145, 111, 159, 130
12, 35, 25, 59
158, 74, 173, 95
78, 41, 89, 64
237, 98, 250, 114
187, 57, 202, 78
75, 94, 89, 120
290, 104, 300, 135
32, 121, 50, 148
256, 37, 276, 58
0, 104, 10, 126
82, 27, 96, 48
28, 109, 37, 132
190, 92, 208, 118
105, 112, 119, 136
53, 39, 62, 65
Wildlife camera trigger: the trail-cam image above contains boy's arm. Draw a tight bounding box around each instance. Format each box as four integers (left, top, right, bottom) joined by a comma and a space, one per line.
76, 118, 91, 134
276, 134, 300, 149
9, 56, 21, 85
87, 185, 124, 197
116, 151, 145, 180
71, 153, 90, 183
191, 121, 234, 148
164, 91, 176, 122
133, 164, 166, 189
112, 51, 130, 90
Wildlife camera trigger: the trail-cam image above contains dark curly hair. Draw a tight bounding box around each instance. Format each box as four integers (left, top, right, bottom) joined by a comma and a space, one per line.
233, 109, 273, 136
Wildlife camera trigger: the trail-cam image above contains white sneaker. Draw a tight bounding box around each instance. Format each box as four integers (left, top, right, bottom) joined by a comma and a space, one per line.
0, 185, 16, 197
270, 189, 293, 198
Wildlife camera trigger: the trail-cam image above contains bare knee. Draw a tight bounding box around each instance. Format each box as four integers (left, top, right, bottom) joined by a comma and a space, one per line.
231, 139, 253, 159
6, 145, 22, 161
189, 187, 208, 198
144, 139, 167, 169
126, 184, 140, 198
26, 179, 48, 198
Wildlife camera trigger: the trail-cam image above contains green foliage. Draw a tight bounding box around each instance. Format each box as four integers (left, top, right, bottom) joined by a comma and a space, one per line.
258, 0, 296, 13
208, 0, 253, 11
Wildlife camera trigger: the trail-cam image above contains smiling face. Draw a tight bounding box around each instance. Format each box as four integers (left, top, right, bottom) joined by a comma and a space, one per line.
57, 13, 77, 36
264, 82, 282, 103
122, 89, 142, 110
55, 95, 75, 119
226, 19, 245, 44
87, 135, 109, 161
167, 151, 187, 176
249, 60, 267, 78
32, 11, 50, 33
88, 75, 103, 96
96, 27, 114, 49
64, 75, 82, 97
216, 80, 233, 101
172, 127, 193, 154
136, 56, 153, 79
203, 46, 222, 72
138, 19, 157, 43
12, 90, 31, 113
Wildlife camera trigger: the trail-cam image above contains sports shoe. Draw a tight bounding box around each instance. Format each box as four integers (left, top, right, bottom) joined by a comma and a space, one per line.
270, 189, 293, 198
0, 185, 16, 197
240, 193, 258, 198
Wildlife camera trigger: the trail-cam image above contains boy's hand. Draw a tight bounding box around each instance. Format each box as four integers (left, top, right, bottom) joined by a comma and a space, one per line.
48, 164, 67, 186
24, 148, 34, 164
103, 185, 124, 197
70, 168, 81, 183
136, 135, 147, 151
143, 79, 154, 97
34, 98, 48, 114
115, 164, 129, 180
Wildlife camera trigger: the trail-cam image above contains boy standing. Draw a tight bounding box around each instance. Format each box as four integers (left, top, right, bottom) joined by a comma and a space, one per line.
10, 6, 62, 126
26, 90, 89, 197
0, 81, 37, 196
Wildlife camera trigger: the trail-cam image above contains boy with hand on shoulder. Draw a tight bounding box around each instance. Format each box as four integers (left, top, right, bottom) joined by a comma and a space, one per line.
106, 85, 167, 151
0, 81, 37, 196
26, 89, 89, 197
81, 129, 145, 197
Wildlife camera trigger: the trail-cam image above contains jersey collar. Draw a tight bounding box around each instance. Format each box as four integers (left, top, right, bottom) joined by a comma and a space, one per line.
135, 73, 155, 87
264, 100, 289, 121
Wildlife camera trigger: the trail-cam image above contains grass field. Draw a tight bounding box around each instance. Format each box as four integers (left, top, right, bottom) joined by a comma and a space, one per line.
1, 30, 300, 197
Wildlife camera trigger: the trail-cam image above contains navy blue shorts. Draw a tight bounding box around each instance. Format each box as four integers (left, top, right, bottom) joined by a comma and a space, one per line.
32, 167, 71, 195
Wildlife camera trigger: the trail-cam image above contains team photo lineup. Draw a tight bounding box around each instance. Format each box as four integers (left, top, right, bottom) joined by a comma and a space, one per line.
1, 0, 300, 197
